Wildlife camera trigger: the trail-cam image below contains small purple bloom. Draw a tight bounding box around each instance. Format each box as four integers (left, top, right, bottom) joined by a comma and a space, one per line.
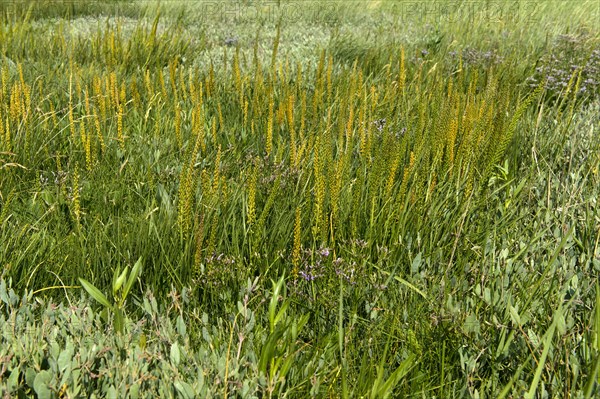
299, 271, 316, 281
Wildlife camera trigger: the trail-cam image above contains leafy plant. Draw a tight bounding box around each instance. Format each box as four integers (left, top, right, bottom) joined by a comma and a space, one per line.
78, 257, 142, 334
258, 274, 309, 398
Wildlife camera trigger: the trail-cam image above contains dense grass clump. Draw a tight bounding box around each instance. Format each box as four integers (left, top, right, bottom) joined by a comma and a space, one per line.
1, 1, 600, 397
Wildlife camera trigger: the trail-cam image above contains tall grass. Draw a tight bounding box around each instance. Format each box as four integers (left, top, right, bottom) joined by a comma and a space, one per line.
1, 0, 599, 397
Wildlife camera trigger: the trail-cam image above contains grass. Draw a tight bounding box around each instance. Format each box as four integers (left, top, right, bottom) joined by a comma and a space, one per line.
1, 0, 599, 397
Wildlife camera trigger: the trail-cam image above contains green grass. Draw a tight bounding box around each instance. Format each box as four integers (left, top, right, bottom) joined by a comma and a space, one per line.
1, 0, 600, 397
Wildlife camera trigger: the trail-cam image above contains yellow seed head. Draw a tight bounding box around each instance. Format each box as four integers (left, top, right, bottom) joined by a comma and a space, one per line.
177, 163, 195, 235
0, 108, 4, 147
84, 89, 91, 116
94, 77, 106, 121
266, 93, 274, 156
312, 84, 321, 118
287, 94, 297, 167
130, 76, 141, 110
1, 64, 7, 102
68, 105, 75, 142
145, 69, 153, 96
119, 82, 126, 108
158, 69, 167, 100
192, 103, 206, 154
447, 107, 459, 165
169, 58, 178, 96
299, 91, 306, 143
211, 117, 217, 145
247, 165, 257, 226
94, 113, 105, 155
385, 152, 401, 199
110, 72, 118, 109
276, 101, 285, 127
345, 103, 354, 153
193, 213, 205, 281
212, 145, 222, 196
17, 63, 25, 92
359, 89, 367, 157
174, 102, 182, 148
9, 84, 21, 122
398, 47, 406, 93
243, 99, 249, 129
217, 101, 223, 129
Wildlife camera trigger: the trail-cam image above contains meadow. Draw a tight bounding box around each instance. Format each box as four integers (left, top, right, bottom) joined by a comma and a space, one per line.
0, 0, 599, 397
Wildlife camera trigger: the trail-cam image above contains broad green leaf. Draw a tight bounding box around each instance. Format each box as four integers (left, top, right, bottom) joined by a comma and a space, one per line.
8, 367, 19, 392
78, 278, 112, 309
196, 369, 205, 393
100, 308, 109, 323
274, 299, 290, 327
0, 279, 8, 305
139, 333, 147, 350
174, 380, 195, 399
170, 342, 181, 366
378, 354, 417, 399
106, 385, 117, 399
33, 370, 52, 399
508, 304, 521, 327
57, 345, 73, 373
410, 252, 422, 274
130, 383, 140, 399
111, 266, 119, 295
114, 308, 124, 334
527, 329, 540, 349
113, 266, 128, 295
258, 326, 285, 374
463, 313, 480, 335
176, 314, 187, 337
25, 367, 36, 387
555, 308, 566, 335
123, 257, 142, 300
280, 354, 295, 380
269, 276, 285, 332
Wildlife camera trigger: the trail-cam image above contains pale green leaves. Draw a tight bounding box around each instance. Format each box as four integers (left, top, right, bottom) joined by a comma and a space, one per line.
78, 278, 111, 308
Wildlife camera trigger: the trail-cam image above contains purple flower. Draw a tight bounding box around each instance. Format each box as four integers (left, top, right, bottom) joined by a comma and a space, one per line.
299, 271, 316, 281
319, 248, 330, 257
374, 118, 386, 132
